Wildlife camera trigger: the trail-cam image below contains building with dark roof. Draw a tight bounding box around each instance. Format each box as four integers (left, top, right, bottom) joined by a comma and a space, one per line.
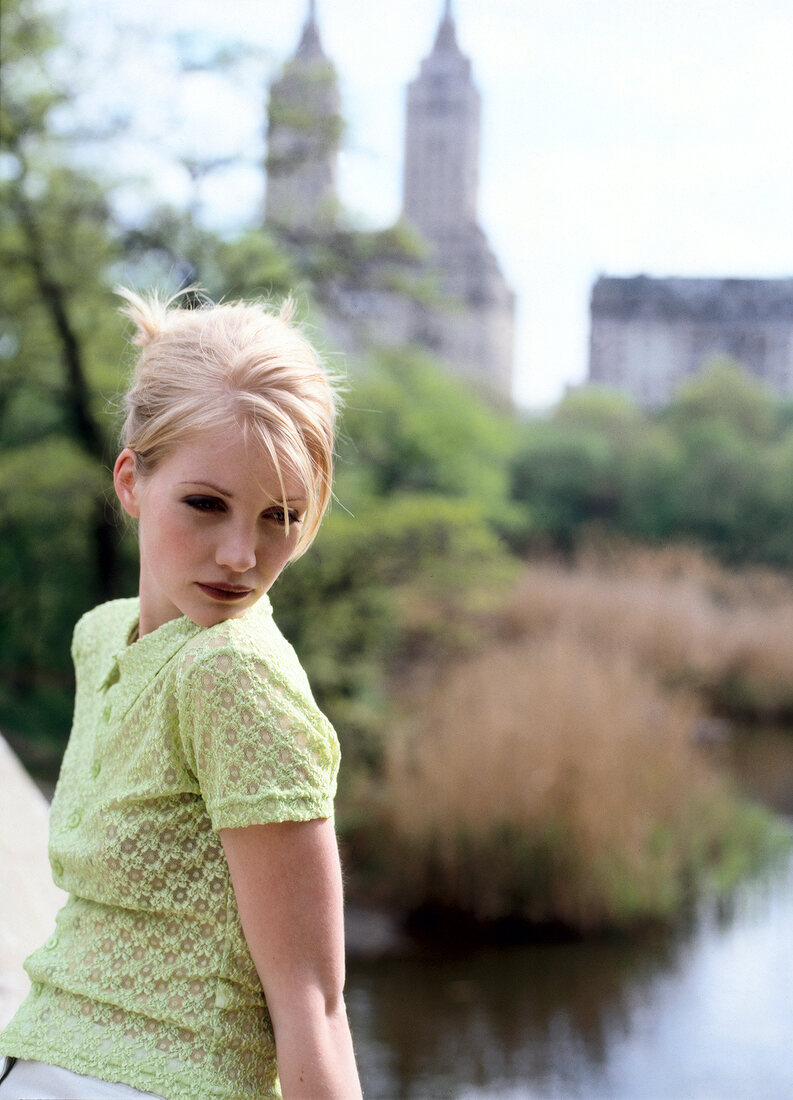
588, 275, 793, 405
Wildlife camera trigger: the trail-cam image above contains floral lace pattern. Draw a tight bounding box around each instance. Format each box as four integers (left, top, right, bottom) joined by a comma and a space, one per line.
0, 598, 339, 1100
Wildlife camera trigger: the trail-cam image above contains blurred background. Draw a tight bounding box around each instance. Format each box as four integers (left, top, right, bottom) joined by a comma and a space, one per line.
1, 0, 792, 1095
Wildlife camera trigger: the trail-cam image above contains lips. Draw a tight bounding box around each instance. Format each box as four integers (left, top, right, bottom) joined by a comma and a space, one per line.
196, 582, 254, 601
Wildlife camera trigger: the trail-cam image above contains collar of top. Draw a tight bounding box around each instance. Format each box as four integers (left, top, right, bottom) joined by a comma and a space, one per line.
97, 596, 273, 695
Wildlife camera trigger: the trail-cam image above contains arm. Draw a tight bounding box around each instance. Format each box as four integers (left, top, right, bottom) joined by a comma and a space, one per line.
220, 818, 362, 1100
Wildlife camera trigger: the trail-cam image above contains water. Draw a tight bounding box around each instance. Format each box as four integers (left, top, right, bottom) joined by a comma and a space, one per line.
346, 731, 793, 1099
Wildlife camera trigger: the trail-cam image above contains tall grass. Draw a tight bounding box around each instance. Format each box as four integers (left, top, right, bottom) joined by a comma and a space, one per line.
344, 544, 790, 933
496, 542, 793, 717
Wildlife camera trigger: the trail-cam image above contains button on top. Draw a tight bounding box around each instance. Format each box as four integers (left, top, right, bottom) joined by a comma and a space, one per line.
102, 704, 112, 722
66, 810, 81, 829
90, 760, 102, 778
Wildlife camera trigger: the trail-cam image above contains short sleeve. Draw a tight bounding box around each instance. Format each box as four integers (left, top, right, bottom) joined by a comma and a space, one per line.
175, 633, 340, 831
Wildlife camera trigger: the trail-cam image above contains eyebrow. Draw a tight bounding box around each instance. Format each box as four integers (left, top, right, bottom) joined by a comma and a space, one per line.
180, 480, 233, 496
178, 480, 306, 503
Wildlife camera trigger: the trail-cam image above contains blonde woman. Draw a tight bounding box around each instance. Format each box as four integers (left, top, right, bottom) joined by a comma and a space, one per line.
0, 290, 362, 1100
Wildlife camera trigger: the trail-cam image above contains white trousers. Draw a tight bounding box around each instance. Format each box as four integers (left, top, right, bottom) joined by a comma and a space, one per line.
0, 1057, 164, 1099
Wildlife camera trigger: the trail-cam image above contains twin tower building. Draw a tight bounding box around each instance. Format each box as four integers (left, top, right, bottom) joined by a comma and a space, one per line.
264, 0, 515, 401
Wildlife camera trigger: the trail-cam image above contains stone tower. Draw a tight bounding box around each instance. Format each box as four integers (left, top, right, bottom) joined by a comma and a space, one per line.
263, 1, 516, 402
401, 1, 515, 399
264, 0, 341, 231
402, 0, 480, 237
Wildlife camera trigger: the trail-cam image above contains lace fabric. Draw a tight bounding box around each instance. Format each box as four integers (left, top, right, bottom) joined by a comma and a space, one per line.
0, 598, 339, 1100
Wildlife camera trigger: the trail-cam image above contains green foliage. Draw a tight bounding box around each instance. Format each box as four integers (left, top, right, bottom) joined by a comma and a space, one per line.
658, 366, 793, 562
120, 214, 303, 308
1, 0, 124, 462
661, 357, 780, 442
0, 439, 106, 741
0, 0, 131, 753
553, 385, 642, 433
509, 363, 793, 566
1, 169, 123, 447
338, 346, 518, 508
212, 229, 301, 301
511, 426, 618, 550
0, 0, 64, 147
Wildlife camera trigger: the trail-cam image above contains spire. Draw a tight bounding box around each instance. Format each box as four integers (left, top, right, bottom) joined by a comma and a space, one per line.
265, 0, 340, 231
433, 0, 461, 53
402, 0, 478, 238
296, 0, 325, 61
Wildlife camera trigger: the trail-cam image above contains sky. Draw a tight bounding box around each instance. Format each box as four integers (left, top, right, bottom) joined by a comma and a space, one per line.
57, 0, 793, 409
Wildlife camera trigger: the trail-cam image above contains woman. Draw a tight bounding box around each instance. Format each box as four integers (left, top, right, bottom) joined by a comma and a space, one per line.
0, 289, 362, 1099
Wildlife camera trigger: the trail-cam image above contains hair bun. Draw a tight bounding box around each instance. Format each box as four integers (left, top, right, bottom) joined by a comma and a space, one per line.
114, 286, 173, 348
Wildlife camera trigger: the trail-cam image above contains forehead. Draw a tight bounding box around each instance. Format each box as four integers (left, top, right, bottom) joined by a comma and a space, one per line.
155, 428, 307, 500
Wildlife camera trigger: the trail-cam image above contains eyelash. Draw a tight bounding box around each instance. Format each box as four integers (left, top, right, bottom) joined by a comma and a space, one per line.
268, 507, 301, 526
183, 497, 301, 525
184, 496, 224, 513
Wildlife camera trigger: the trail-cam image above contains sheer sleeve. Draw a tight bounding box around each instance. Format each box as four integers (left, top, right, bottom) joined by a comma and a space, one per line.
175, 633, 339, 831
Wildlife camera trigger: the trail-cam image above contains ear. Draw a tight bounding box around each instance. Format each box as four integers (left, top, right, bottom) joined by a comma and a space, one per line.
114, 448, 141, 518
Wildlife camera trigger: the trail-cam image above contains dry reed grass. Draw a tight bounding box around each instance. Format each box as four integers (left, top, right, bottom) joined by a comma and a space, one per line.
354, 543, 787, 931
382, 631, 716, 927
493, 542, 793, 716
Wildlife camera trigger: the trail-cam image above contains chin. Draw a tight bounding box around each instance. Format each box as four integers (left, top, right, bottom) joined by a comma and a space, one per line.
193, 601, 260, 628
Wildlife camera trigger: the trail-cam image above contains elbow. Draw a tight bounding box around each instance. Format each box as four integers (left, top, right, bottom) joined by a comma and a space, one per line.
270, 978, 348, 1036
312, 980, 348, 1025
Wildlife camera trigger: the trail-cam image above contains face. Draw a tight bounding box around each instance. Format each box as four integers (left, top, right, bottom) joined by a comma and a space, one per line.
114, 427, 306, 637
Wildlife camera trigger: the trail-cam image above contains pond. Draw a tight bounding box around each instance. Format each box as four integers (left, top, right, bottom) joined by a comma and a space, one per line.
346, 730, 793, 1099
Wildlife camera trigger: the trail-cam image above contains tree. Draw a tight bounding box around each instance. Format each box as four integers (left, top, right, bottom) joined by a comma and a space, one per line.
661, 358, 780, 443
337, 346, 517, 510
0, 0, 134, 760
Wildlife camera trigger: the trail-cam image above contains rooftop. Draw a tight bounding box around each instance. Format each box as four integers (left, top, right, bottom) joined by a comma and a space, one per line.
592, 275, 793, 323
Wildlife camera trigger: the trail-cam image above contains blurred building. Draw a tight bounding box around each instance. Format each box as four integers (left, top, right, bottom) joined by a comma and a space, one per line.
588, 275, 793, 406
264, 0, 515, 402
264, 0, 341, 231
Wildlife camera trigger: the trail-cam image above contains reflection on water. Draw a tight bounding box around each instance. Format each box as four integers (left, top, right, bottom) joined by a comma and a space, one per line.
347, 730, 793, 1100
349, 934, 679, 1098
728, 727, 793, 817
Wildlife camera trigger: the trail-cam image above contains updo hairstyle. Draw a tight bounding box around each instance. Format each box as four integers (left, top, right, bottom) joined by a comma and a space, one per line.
117, 287, 338, 558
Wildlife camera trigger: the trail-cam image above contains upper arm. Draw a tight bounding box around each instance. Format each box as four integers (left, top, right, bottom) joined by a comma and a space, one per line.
220, 818, 346, 1024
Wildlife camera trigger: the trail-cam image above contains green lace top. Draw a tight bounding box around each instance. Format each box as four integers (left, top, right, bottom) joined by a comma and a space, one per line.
0, 596, 340, 1100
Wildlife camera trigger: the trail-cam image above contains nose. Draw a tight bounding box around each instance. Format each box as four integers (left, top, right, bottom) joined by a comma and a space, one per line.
215, 524, 257, 574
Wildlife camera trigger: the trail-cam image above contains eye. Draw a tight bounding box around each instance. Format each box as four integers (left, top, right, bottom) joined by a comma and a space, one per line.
265, 506, 301, 526
183, 495, 226, 514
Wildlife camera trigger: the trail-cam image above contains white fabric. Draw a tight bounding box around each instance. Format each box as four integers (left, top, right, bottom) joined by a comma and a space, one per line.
0, 1057, 164, 1099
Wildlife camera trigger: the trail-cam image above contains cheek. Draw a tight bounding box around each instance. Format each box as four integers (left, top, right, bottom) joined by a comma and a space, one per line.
143, 509, 203, 563
259, 531, 297, 574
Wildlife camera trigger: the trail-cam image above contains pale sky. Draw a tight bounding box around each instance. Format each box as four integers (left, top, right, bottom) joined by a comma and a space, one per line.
58, 0, 793, 408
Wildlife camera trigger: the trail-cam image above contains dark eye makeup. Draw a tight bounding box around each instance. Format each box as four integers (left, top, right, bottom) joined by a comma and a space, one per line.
183, 496, 301, 525
266, 507, 302, 526
184, 495, 225, 513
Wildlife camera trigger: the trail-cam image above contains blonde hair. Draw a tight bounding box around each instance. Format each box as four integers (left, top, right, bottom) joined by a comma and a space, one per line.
117, 286, 338, 557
